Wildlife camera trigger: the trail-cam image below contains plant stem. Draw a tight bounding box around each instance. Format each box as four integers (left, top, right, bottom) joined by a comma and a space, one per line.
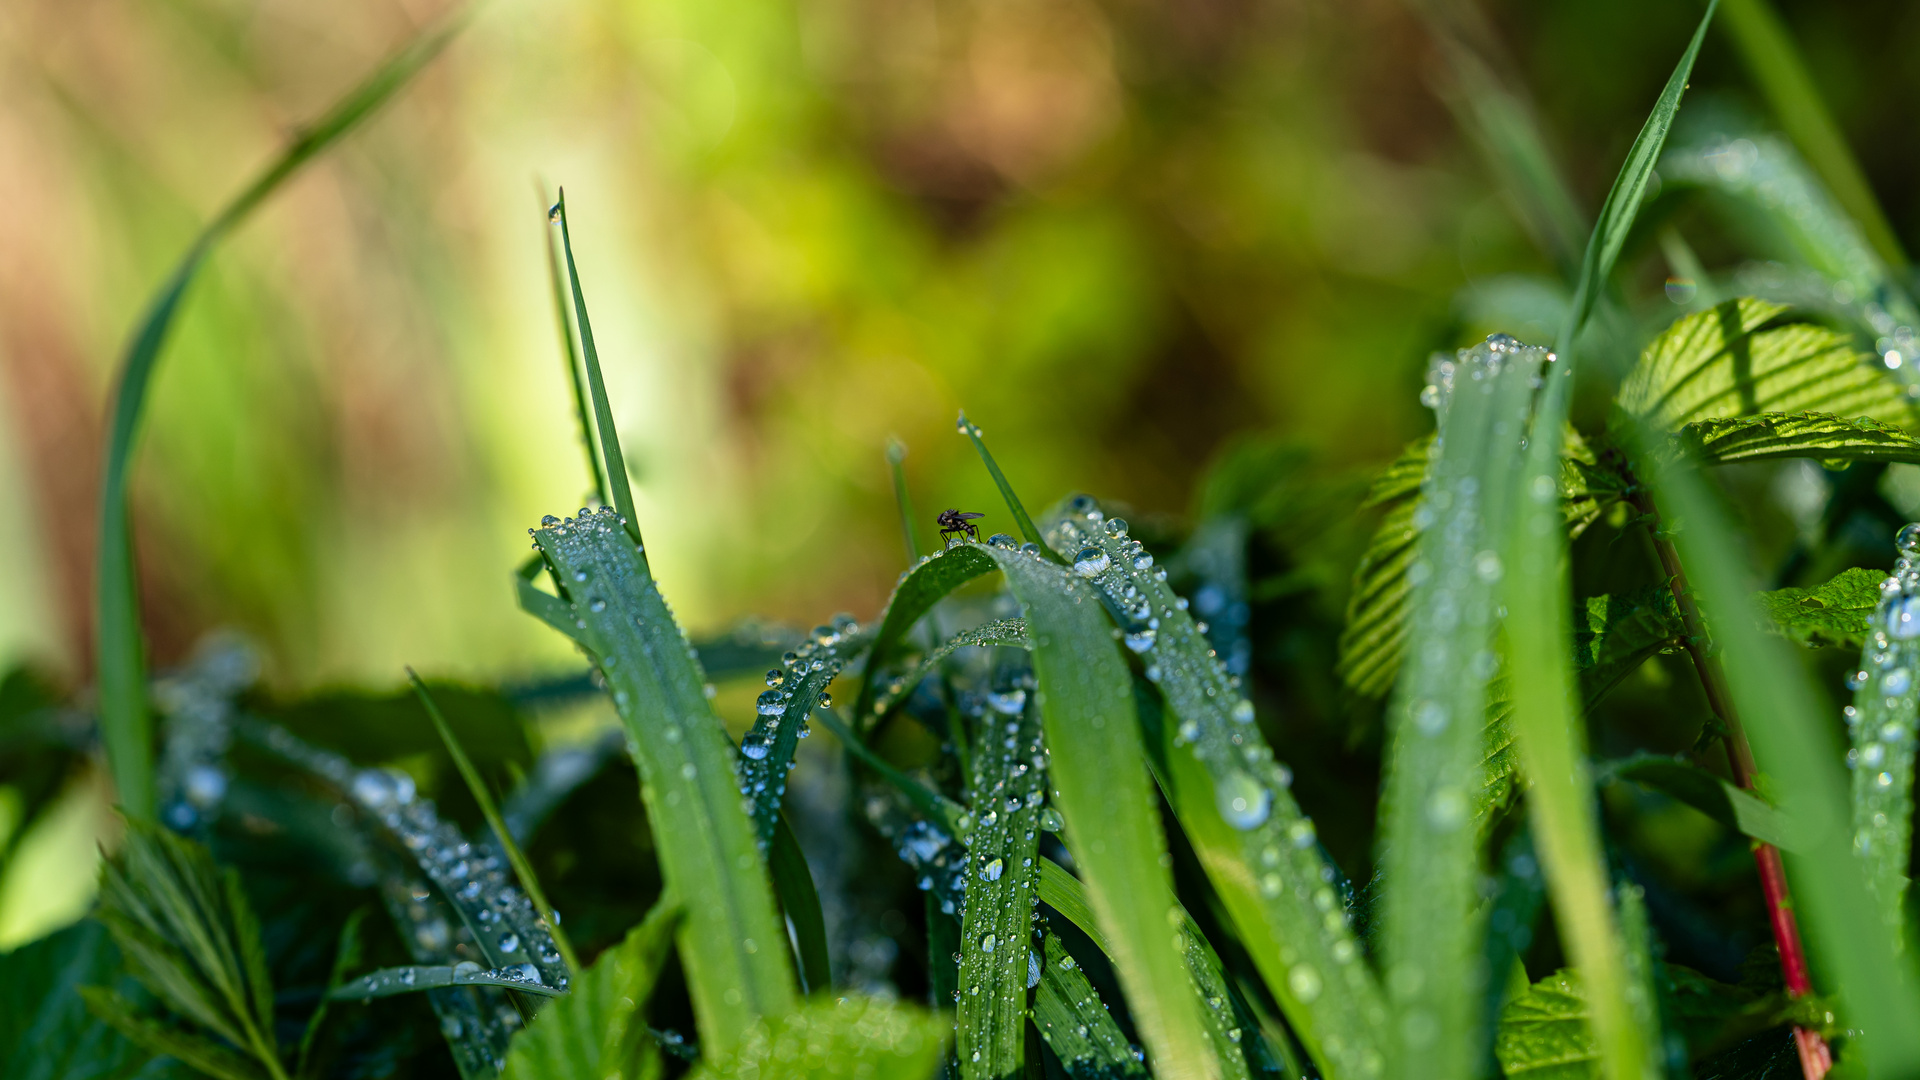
1627, 486, 1831, 1077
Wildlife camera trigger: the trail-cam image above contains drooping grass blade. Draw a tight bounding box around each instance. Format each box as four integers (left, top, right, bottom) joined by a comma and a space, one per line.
330, 964, 565, 1000
866, 618, 1029, 730
1718, 0, 1908, 271
769, 817, 831, 995
530, 508, 796, 1053
410, 671, 578, 973
552, 193, 642, 549
94, 14, 463, 821
737, 620, 862, 848
1504, 10, 1717, 1079
1050, 503, 1385, 1079
1843, 533, 1920, 951
956, 697, 1045, 1078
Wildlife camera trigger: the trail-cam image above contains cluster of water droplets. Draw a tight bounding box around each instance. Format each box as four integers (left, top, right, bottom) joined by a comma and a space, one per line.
1845, 523, 1920, 936
243, 721, 570, 996
866, 618, 1030, 725
1663, 133, 1920, 390
1049, 497, 1382, 1076
737, 615, 861, 846
153, 633, 258, 834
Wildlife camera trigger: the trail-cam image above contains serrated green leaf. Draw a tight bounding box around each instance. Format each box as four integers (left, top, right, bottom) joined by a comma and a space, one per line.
93, 15, 462, 821
1755, 566, 1885, 649
81, 989, 266, 1080
1, 919, 179, 1080
1030, 928, 1147, 1078
1051, 506, 1383, 1080
1574, 588, 1687, 699
530, 508, 796, 1054
957, 699, 1045, 1079
1494, 971, 1598, 1080
1599, 755, 1800, 852
1679, 412, 1920, 467
687, 996, 948, 1079
1615, 299, 1911, 432
502, 897, 682, 1080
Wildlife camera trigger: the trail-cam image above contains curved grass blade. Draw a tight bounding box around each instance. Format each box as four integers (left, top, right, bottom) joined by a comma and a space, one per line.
769, 816, 831, 995
1636, 444, 1920, 1073
411, 671, 579, 973
502, 897, 682, 1080
1843, 543, 1920, 951
1031, 927, 1148, 1078
852, 545, 1003, 730
540, 193, 606, 508
738, 621, 863, 848
552, 193, 641, 549
530, 507, 796, 1051
1048, 505, 1385, 1079
867, 619, 1030, 729
956, 697, 1046, 1079
518, 554, 585, 644
330, 963, 566, 1001
1504, 12, 1718, 1080
687, 996, 948, 1079
889, 438, 929, 562
95, 15, 463, 821
957, 412, 1062, 562
1719, 0, 1908, 270
295, 906, 365, 1079
1615, 299, 1912, 430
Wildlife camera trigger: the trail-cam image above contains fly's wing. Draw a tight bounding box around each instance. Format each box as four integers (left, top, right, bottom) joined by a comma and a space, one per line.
956, 512, 985, 520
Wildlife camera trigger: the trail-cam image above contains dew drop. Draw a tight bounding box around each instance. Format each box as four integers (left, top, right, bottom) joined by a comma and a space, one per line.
1289, 964, 1324, 1003
498, 934, 521, 954
1231, 699, 1255, 724
1899, 522, 1920, 556
1072, 548, 1111, 577
741, 736, 770, 761
981, 934, 997, 953
1887, 668, 1914, 696
1216, 772, 1272, 830
1124, 629, 1157, 653
983, 858, 1004, 881
756, 690, 785, 716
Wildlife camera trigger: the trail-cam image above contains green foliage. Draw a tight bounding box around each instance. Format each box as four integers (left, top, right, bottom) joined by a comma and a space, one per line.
1599, 755, 1798, 851
1755, 566, 1885, 649
685, 997, 947, 1080
501, 898, 681, 1080
1, 919, 185, 1080
1678, 412, 1920, 467
1029, 929, 1146, 1078
1494, 970, 1600, 1080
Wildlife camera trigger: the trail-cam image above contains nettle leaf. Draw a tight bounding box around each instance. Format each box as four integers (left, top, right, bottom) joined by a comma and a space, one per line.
1030, 929, 1147, 1078
90, 822, 282, 1075
687, 996, 947, 1079
1756, 566, 1884, 649
1678, 411, 1920, 467
1338, 425, 1612, 699
1615, 297, 1913, 432
1574, 587, 1687, 698
956, 700, 1046, 1079
502, 898, 682, 1080
0, 919, 179, 1080
531, 507, 797, 1053
1494, 971, 1596, 1080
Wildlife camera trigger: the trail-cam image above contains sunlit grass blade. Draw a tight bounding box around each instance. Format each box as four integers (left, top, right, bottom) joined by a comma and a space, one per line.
957, 412, 1062, 561
94, 13, 463, 821
1502, 11, 1717, 1080
552, 192, 641, 548
889, 438, 929, 562
738, 622, 862, 848
1843, 537, 1920, 950
502, 896, 682, 1080
530, 508, 796, 1051
410, 670, 578, 973
769, 818, 831, 995
540, 191, 607, 508
956, 699, 1045, 1078
1031, 927, 1147, 1078
1636, 445, 1920, 1073
1053, 503, 1386, 1079
1719, 0, 1908, 271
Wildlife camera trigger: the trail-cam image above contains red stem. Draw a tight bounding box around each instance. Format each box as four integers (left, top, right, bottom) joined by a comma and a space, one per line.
1629, 487, 1830, 1077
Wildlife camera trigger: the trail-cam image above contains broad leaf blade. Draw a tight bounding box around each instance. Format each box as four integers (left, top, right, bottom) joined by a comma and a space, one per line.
0, 919, 171, 1080
1756, 566, 1884, 649
1678, 411, 1920, 467
688, 996, 948, 1079
531, 507, 797, 1053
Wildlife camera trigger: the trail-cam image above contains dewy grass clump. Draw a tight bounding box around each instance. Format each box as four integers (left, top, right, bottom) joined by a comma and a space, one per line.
19, 2, 1920, 1079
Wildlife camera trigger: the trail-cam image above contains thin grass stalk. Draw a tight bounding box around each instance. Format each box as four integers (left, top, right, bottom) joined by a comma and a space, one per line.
540, 191, 606, 507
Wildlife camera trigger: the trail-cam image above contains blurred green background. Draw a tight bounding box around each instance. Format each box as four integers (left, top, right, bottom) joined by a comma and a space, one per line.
2, 0, 1918, 694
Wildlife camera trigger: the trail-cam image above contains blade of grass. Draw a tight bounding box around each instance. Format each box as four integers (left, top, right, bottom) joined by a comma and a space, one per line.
1031, 927, 1148, 1078
552, 192, 641, 549
957, 412, 1063, 562
330, 964, 567, 1000
540, 190, 606, 507
956, 697, 1045, 1078
502, 896, 683, 1080
889, 438, 929, 562
95, 13, 463, 821
738, 624, 862, 848
1843, 551, 1920, 949
1718, 0, 1907, 271
530, 507, 796, 1052
409, 670, 578, 974
769, 816, 831, 995
1505, 11, 1716, 1080
1638, 442, 1920, 1075
866, 618, 1029, 731
295, 907, 365, 1079
813, 705, 973, 839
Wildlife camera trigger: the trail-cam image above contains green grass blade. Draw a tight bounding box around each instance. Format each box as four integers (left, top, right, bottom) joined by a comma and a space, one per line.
409, 670, 578, 973
1558, 0, 1715, 348
687, 996, 949, 1078
502, 897, 683, 1080
1051, 504, 1385, 1079
888, 438, 929, 562
1718, 0, 1908, 271
296, 906, 365, 1079
331, 964, 567, 1000
867, 618, 1030, 731
1637, 445, 1920, 1073
94, 14, 462, 822
812, 705, 974, 838
851, 544, 1002, 730
530, 507, 796, 1052
553, 193, 642, 549
516, 553, 584, 643
1030, 927, 1148, 1078
769, 817, 831, 995
956, 699, 1045, 1078
970, 543, 1217, 1080
956, 413, 1062, 562
738, 623, 862, 848
1844, 545, 1920, 951
541, 193, 607, 507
